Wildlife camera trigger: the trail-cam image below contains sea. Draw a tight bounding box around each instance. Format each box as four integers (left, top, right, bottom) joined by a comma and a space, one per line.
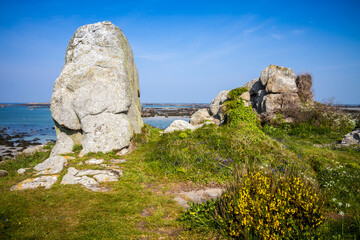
0, 105, 189, 145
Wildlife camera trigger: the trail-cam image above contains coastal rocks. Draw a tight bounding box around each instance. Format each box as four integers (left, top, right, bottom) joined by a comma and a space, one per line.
0, 170, 8, 177
174, 188, 223, 209
190, 109, 219, 125
34, 156, 67, 175
341, 129, 360, 146
164, 120, 195, 133
209, 90, 229, 123
11, 175, 59, 191
50, 21, 143, 156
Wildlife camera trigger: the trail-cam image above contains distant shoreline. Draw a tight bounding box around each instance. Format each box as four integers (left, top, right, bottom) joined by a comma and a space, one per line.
1, 102, 359, 115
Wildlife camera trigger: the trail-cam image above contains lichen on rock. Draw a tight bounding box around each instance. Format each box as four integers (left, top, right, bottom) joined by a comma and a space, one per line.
50, 21, 143, 156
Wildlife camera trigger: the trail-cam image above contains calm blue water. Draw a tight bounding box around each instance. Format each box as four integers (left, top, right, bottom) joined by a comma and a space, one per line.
0, 106, 189, 144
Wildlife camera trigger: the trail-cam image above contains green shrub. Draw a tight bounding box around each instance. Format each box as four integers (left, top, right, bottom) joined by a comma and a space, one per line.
180, 200, 216, 230
227, 87, 248, 100
72, 144, 83, 154
215, 170, 325, 239
178, 132, 188, 139
223, 88, 260, 128
182, 170, 325, 239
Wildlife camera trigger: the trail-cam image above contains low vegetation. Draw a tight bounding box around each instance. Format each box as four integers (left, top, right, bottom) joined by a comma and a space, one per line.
1, 87, 359, 239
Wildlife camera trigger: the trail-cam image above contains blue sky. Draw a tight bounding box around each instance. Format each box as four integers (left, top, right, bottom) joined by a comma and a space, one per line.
0, 0, 359, 104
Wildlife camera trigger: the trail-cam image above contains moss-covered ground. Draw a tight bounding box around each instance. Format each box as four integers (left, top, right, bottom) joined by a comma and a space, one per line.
0, 120, 359, 239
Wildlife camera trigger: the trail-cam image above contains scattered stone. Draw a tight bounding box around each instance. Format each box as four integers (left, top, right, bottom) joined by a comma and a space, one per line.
11, 175, 59, 191
17, 168, 26, 174
174, 188, 223, 209
110, 159, 127, 164
0, 170, 8, 177
34, 156, 67, 175
85, 158, 104, 165
50, 21, 143, 156
341, 129, 360, 146
61, 167, 121, 191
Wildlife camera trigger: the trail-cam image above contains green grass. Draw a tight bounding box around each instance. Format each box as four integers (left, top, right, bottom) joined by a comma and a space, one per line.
0, 127, 218, 239
1, 118, 359, 239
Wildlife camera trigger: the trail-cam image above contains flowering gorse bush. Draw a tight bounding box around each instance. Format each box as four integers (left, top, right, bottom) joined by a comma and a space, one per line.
215, 171, 325, 239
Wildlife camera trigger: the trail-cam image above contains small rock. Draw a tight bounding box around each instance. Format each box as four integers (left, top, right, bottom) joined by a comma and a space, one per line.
17, 168, 26, 174
34, 156, 67, 175
0, 170, 8, 177
85, 158, 104, 165
11, 175, 59, 190
341, 129, 360, 146
110, 159, 127, 164
164, 120, 195, 134
117, 148, 129, 156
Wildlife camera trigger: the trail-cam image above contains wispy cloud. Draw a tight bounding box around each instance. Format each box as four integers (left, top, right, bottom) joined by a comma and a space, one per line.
270, 33, 283, 40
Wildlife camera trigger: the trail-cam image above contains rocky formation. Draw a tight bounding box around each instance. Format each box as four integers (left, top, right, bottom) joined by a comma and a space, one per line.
244, 65, 300, 115
50, 21, 143, 156
190, 109, 219, 125
341, 129, 360, 146
209, 90, 229, 124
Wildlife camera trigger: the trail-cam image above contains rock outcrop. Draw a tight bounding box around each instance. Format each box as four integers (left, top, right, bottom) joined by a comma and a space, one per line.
190, 109, 219, 125
50, 21, 143, 156
243, 65, 302, 117
209, 90, 229, 124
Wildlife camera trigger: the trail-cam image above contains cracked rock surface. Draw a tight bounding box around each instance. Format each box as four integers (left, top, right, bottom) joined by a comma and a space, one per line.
50, 21, 143, 156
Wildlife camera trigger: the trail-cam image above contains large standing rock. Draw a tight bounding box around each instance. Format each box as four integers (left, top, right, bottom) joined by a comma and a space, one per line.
50, 21, 143, 156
